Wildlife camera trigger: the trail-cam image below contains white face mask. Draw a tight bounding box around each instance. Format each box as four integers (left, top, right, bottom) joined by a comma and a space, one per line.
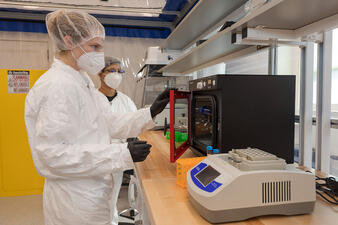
104, 72, 122, 89
74, 46, 105, 75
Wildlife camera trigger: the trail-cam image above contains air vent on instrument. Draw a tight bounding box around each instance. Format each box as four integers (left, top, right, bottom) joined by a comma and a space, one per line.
262, 181, 291, 203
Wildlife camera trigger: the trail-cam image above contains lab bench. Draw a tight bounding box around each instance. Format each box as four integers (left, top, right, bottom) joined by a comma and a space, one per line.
135, 130, 338, 225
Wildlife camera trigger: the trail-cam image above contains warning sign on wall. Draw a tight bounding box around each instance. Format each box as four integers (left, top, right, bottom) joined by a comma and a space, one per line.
8, 70, 30, 93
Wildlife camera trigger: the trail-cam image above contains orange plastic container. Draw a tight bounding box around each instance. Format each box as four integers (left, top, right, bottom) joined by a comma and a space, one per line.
176, 157, 206, 188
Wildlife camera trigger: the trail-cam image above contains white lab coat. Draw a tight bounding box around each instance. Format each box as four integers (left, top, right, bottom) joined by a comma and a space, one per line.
104, 91, 137, 225
24, 58, 154, 225
109, 91, 138, 113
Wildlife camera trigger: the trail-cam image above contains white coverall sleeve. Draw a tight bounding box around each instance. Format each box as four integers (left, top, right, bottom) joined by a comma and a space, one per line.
30, 87, 132, 179
126, 96, 138, 112
96, 91, 155, 139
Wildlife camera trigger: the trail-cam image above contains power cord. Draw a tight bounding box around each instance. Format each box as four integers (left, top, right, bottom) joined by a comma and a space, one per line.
315, 176, 338, 205
306, 171, 338, 205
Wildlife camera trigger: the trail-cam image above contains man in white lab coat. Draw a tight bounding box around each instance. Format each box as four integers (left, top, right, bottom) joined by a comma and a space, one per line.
24, 9, 169, 225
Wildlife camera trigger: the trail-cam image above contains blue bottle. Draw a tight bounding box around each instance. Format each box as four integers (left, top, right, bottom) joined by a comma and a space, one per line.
213, 149, 220, 154
206, 146, 213, 156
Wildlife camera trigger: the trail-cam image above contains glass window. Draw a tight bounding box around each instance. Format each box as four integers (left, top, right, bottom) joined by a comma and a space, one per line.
330, 28, 338, 176
277, 46, 302, 164
332, 29, 338, 119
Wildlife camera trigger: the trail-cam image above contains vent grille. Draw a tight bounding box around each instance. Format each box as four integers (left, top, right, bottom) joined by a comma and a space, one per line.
262, 181, 291, 203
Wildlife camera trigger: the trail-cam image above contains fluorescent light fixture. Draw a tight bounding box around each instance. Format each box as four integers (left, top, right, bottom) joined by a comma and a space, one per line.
23, 5, 40, 9
140, 13, 159, 17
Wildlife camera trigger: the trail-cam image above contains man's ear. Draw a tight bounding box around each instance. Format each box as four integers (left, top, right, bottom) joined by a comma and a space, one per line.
63, 35, 74, 50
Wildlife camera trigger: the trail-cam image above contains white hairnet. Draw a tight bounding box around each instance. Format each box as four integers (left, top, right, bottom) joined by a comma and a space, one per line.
105, 56, 121, 67
46, 9, 105, 51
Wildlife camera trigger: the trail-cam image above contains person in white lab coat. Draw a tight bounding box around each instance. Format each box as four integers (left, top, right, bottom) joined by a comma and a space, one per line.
98, 56, 137, 113
97, 56, 138, 225
24, 9, 169, 225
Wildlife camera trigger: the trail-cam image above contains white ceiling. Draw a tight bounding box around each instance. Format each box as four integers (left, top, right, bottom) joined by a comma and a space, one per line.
0, 0, 169, 17
6, 0, 167, 8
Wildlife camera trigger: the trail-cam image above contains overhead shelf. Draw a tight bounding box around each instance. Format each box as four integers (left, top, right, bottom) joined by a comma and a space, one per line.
161, 0, 248, 50
159, 0, 338, 75
159, 33, 257, 75
245, 0, 338, 37
159, 0, 284, 74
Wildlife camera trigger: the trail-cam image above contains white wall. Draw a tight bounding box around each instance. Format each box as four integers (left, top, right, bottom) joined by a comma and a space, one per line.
0, 31, 53, 69
102, 36, 162, 107
0, 31, 161, 107
226, 49, 269, 74
196, 62, 226, 78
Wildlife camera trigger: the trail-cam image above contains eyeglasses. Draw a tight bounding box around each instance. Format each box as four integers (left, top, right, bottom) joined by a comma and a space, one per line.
105, 69, 125, 74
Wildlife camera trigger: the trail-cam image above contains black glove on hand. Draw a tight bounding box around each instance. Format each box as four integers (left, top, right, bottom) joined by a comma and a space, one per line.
126, 137, 139, 142
127, 140, 152, 162
150, 89, 170, 118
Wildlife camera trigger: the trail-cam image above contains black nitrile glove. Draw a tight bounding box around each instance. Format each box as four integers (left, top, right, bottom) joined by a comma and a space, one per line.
127, 140, 152, 162
150, 89, 170, 118
127, 137, 139, 142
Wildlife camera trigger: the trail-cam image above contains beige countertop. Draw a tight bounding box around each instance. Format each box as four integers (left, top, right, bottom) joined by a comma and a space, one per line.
135, 131, 338, 225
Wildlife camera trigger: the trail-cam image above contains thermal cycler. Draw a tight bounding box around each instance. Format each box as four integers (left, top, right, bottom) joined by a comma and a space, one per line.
187, 148, 315, 223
